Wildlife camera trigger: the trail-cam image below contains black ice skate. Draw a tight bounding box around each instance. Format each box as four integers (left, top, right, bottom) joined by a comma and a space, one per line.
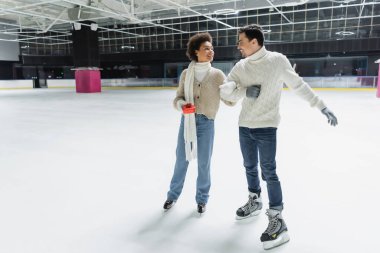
163, 200, 176, 210
236, 193, 262, 220
260, 209, 290, 250
197, 203, 206, 214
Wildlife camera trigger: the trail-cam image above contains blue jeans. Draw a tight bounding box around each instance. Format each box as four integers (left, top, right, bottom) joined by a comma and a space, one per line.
239, 127, 283, 210
167, 114, 215, 204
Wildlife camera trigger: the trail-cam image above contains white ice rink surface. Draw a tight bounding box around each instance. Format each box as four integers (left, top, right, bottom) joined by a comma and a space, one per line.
0, 88, 379, 253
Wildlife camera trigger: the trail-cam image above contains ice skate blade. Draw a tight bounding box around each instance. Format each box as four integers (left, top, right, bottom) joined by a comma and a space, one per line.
163, 202, 176, 212
235, 209, 261, 220
263, 231, 290, 250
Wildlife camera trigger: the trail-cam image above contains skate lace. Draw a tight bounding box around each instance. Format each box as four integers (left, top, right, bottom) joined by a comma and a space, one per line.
242, 196, 255, 211
264, 214, 279, 234
242, 196, 253, 211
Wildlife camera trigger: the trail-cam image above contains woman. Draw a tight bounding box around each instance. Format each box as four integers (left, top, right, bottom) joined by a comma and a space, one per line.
164, 32, 233, 214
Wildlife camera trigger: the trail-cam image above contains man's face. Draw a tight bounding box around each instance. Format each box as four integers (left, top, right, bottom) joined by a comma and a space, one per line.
237, 33, 259, 57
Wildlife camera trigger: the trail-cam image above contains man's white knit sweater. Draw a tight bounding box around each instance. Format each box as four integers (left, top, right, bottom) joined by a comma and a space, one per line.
221, 46, 327, 129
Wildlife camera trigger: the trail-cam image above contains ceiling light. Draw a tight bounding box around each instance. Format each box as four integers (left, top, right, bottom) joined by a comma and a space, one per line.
330, 0, 355, 3
73, 23, 81, 30
283, 0, 309, 7
214, 9, 239, 15
335, 31, 355, 36
90, 23, 98, 31
121, 45, 135, 49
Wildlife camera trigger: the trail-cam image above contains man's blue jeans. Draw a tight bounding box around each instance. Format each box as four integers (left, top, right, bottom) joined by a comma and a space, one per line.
167, 114, 215, 204
239, 127, 283, 210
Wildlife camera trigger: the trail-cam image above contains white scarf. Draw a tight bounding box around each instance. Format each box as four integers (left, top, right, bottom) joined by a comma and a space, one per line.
183, 61, 211, 161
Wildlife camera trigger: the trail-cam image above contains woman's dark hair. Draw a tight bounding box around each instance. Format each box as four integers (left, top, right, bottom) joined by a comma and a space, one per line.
238, 24, 264, 46
186, 32, 212, 61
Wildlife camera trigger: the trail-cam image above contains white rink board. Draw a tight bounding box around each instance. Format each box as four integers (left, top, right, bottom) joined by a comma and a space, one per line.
47, 79, 76, 88
0, 80, 33, 89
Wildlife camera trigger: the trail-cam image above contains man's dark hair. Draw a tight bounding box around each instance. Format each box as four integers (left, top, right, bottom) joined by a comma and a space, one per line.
238, 24, 264, 46
186, 32, 212, 61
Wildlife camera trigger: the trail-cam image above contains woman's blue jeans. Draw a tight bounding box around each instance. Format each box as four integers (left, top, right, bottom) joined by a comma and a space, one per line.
239, 127, 283, 210
167, 114, 215, 204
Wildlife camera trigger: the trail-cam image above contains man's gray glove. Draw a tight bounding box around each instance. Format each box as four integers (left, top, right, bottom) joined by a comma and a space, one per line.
246, 85, 261, 99
321, 107, 338, 126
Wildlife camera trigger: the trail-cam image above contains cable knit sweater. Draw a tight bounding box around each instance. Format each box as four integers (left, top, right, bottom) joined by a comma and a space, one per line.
174, 67, 233, 119
222, 46, 327, 128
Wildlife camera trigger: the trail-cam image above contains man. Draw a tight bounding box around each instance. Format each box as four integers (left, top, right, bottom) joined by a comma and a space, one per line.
220, 24, 337, 250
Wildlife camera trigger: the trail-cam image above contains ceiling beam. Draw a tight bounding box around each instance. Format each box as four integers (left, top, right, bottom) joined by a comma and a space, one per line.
264, 0, 293, 24
62, 0, 185, 33
150, 0, 235, 28
0, 0, 63, 16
